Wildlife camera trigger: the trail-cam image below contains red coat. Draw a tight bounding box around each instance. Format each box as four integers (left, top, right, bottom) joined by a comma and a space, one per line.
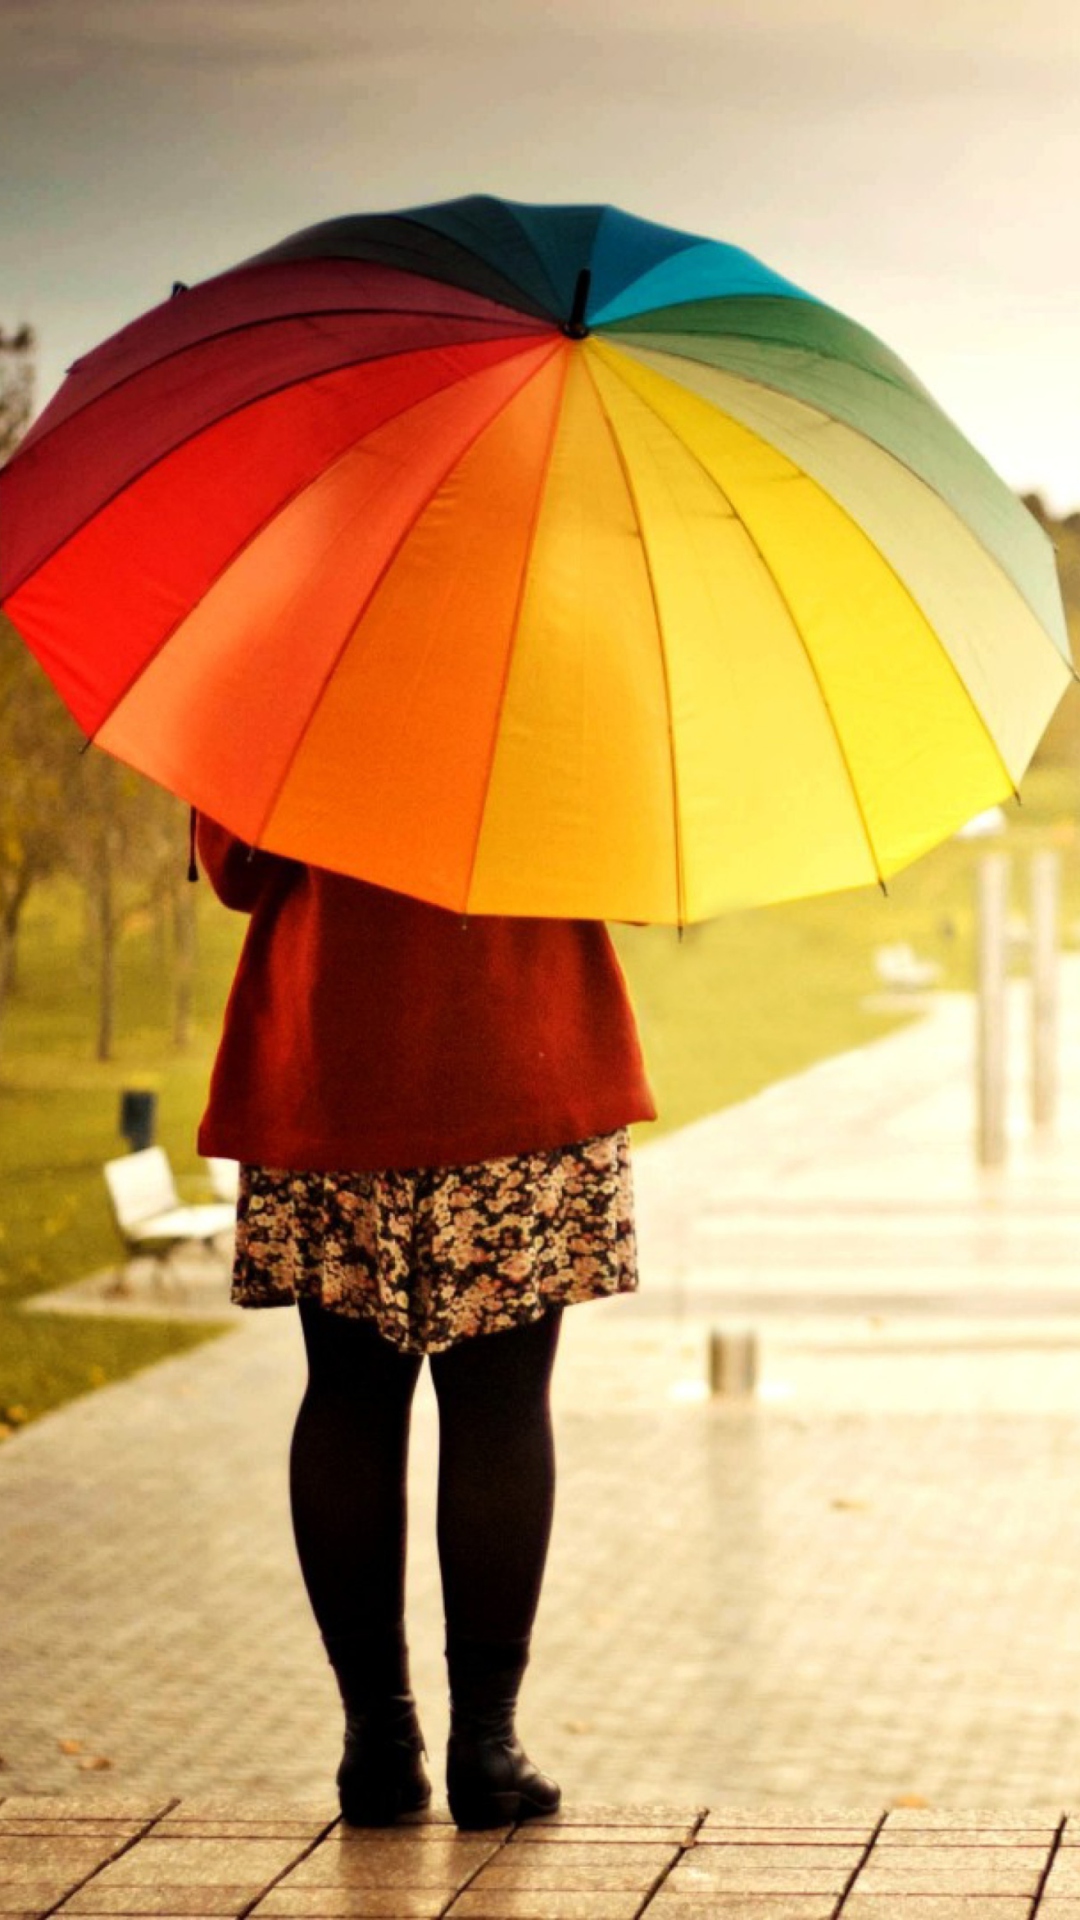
196, 819, 656, 1172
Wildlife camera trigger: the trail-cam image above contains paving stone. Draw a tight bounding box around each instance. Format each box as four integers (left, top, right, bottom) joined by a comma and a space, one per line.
664, 1855, 850, 1894
280, 1836, 497, 1890
336, 1822, 483, 1843
536, 1805, 702, 1829
696, 1825, 873, 1845
881, 1807, 1064, 1829
160, 1803, 334, 1825
0, 1824, 149, 1840
842, 1900, 1034, 1918
0, 1837, 127, 1883
151, 1822, 328, 1841
876, 1827, 1058, 1847
0, 1804, 174, 1824
92, 1838, 305, 1886
446, 1892, 646, 1918
683, 1843, 862, 1872
505, 1825, 690, 1845
253, 1889, 450, 1918
851, 1857, 1042, 1892
1044, 1857, 1080, 1891
699, 1808, 881, 1830
466, 1841, 677, 1891
63, 1892, 258, 1916
0, 1889, 89, 1912
644, 1897, 837, 1919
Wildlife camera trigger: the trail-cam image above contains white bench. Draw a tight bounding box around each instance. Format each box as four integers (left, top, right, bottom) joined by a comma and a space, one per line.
103, 1147, 236, 1279
872, 942, 942, 992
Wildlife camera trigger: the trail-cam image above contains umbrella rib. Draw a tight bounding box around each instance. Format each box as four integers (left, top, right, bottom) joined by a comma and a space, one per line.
9, 323, 555, 600
615, 338, 1077, 709
22, 302, 549, 467
580, 355, 688, 928
599, 301, 924, 398
586, 347, 891, 893
607, 329, 1071, 660
494, 202, 575, 320
458, 345, 574, 912
71, 338, 558, 748
246, 337, 569, 855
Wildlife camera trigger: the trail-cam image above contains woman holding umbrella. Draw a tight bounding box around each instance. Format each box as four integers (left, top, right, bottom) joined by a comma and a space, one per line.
195, 814, 655, 1828
2, 191, 1070, 1827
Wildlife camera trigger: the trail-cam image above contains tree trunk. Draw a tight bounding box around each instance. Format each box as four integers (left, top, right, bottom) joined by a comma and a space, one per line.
0, 871, 34, 1050
96, 834, 116, 1063
172, 880, 197, 1051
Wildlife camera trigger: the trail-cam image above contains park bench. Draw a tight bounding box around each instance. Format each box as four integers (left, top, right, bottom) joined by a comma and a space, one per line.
103, 1146, 236, 1279
872, 941, 942, 992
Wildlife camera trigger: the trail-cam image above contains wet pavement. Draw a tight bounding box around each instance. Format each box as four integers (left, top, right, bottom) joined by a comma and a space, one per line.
6, 967, 1080, 1818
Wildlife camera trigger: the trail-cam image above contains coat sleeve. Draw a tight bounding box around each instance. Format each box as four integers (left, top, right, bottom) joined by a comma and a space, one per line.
195, 814, 301, 913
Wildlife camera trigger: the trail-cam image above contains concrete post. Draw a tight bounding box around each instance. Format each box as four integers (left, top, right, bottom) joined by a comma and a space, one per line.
1030, 849, 1061, 1130
708, 1328, 759, 1397
976, 852, 1009, 1168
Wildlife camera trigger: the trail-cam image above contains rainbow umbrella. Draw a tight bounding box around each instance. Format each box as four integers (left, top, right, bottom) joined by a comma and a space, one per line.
0, 195, 1071, 923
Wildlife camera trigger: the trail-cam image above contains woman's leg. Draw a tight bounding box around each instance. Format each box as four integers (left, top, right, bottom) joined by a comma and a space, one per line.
291, 1300, 428, 1822
430, 1310, 563, 1826
430, 1309, 561, 1648
291, 1299, 423, 1679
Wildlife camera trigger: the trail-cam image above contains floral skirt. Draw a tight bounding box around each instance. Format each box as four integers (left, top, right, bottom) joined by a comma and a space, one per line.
231, 1130, 638, 1354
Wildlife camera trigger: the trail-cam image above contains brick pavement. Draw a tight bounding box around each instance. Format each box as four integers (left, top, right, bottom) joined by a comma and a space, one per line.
7, 1797, 1080, 1919
7, 966, 1080, 1819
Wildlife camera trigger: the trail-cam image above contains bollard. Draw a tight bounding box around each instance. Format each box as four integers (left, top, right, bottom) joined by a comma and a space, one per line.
1030, 849, 1060, 1130
975, 853, 1009, 1168
708, 1328, 759, 1397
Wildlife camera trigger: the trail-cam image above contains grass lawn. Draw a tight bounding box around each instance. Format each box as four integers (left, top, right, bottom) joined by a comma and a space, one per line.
2, 762, 1078, 1433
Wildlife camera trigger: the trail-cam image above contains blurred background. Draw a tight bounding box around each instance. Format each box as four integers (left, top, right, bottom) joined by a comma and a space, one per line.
1, 0, 1078, 1425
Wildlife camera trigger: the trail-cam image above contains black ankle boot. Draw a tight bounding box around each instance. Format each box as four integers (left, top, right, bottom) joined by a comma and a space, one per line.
446, 1641, 560, 1830
323, 1629, 431, 1827
337, 1692, 431, 1827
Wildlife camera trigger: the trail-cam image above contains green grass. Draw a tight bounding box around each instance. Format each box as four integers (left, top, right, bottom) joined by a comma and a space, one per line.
2, 763, 1079, 1432
0, 876, 246, 1433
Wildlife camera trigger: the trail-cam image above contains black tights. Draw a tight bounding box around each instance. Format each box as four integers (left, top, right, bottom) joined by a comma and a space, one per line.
290, 1302, 562, 1696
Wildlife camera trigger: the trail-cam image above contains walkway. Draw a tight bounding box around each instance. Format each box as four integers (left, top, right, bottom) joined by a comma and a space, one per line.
5, 1796, 1080, 1918
6, 966, 1080, 1822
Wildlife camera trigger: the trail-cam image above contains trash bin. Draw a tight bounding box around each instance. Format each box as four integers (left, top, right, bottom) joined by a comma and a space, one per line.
119, 1088, 158, 1153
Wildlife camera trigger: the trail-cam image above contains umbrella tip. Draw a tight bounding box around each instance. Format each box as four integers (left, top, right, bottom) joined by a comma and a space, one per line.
563, 268, 591, 339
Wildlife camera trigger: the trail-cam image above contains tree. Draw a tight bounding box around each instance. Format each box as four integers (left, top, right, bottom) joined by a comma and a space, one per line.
68, 755, 191, 1062
0, 322, 195, 1061
0, 329, 79, 1045
0, 324, 34, 463
0, 617, 83, 1036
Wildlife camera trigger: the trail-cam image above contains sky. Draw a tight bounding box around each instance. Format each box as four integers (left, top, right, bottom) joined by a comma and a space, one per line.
1, 0, 1079, 509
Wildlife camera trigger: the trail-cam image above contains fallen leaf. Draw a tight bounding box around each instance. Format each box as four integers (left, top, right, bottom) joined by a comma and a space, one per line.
58, 1738, 83, 1755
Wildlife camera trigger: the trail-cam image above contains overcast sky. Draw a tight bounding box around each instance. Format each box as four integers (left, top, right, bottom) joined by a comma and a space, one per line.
2, 0, 1078, 508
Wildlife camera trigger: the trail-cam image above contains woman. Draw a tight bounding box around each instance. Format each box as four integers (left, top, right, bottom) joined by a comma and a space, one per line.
196, 816, 655, 1828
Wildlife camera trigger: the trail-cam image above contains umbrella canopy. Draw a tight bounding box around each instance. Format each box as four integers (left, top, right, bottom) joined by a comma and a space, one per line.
0, 195, 1071, 923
